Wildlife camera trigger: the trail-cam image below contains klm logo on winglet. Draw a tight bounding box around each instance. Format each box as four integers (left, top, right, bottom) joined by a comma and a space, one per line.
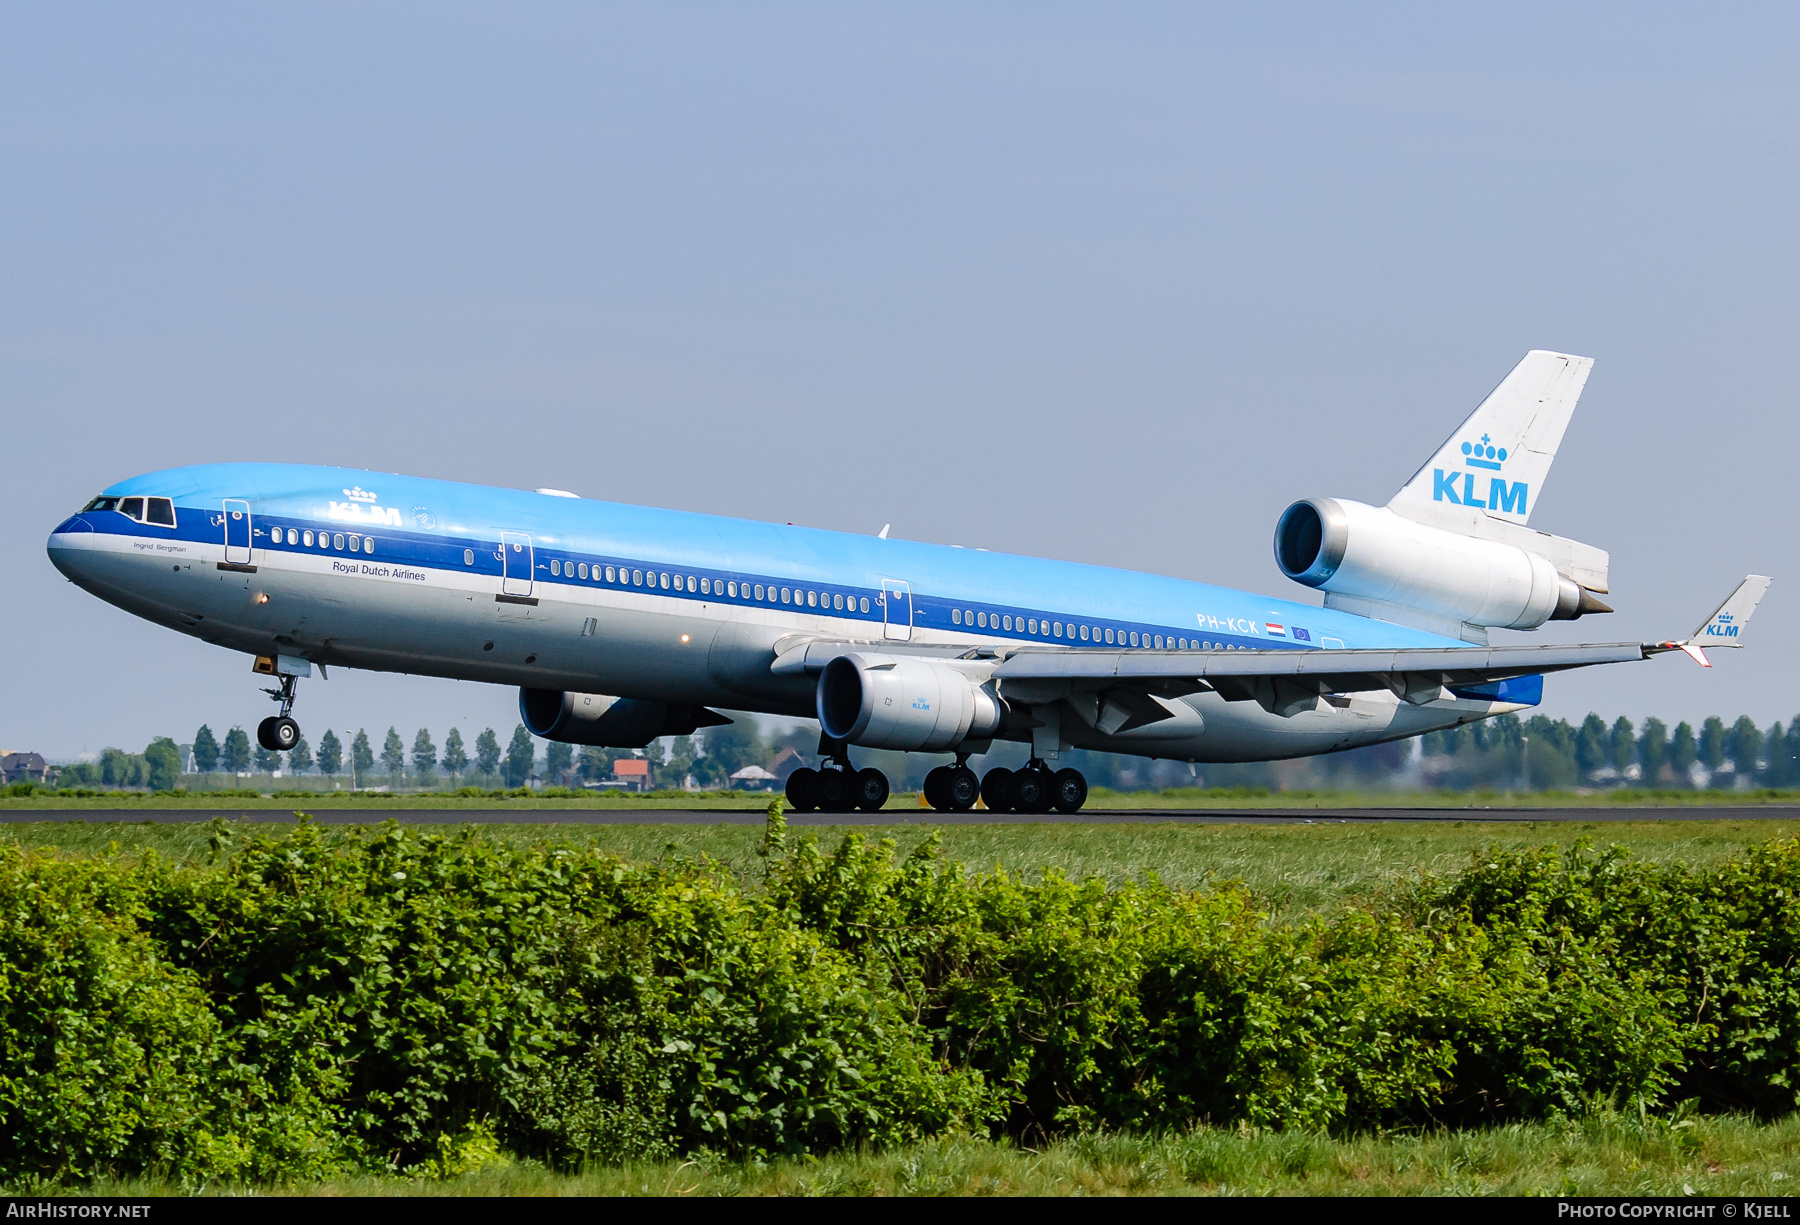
1431, 433, 1528, 514
1703, 612, 1740, 640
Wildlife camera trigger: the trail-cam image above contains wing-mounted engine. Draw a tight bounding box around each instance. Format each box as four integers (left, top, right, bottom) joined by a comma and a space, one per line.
1275, 498, 1611, 638
520, 688, 731, 747
817, 653, 1004, 751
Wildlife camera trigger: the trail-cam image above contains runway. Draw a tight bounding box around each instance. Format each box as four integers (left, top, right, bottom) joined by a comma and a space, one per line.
3, 806, 1797, 825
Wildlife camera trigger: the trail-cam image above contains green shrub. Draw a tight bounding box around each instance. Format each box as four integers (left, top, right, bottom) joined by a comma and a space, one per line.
141, 822, 981, 1168
0, 847, 339, 1184
12, 823, 1800, 1185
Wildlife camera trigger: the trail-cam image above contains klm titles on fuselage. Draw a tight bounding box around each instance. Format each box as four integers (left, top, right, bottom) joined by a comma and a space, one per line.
1431, 435, 1528, 515
326, 486, 403, 527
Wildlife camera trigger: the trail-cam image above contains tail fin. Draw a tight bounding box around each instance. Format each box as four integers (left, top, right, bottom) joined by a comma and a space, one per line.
1388, 350, 1593, 528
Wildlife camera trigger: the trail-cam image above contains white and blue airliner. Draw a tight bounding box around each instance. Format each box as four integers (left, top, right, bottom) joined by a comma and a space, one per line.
47, 351, 1766, 813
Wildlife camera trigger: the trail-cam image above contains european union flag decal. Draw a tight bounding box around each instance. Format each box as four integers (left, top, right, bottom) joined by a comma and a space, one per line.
1292, 626, 1312, 642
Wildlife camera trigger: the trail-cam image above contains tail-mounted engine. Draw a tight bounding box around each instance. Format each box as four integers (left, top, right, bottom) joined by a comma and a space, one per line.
1274, 497, 1611, 632
816, 653, 1004, 751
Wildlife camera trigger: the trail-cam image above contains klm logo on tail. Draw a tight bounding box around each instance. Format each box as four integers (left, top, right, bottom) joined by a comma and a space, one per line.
1431, 433, 1528, 514
1703, 612, 1739, 640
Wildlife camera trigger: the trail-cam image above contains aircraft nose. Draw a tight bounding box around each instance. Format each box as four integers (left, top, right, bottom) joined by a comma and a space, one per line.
46, 515, 98, 585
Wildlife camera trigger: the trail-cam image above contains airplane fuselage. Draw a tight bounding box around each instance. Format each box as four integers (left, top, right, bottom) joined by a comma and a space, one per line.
47, 462, 1529, 764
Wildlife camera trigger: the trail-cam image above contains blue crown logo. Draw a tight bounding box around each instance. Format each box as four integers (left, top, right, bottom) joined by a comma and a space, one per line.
1719, 612, 1735, 624
1460, 434, 1508, 471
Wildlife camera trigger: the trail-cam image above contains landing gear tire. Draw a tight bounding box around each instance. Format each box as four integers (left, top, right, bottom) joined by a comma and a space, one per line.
816, 767, 855, 813
785, 767, 820, 812
1051, 768, 1088, 814
852, 767, 890, 812
258, 715, 300, 753
924, 766, 952, 811
946, 765, 980, 811
980, 767, 1015, 813
1014, 766, 1054, 814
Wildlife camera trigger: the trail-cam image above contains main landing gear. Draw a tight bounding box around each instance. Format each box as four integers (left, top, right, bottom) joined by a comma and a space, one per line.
784, 737, 889, 813
922, 762, 980, 812
785, 743, 891, 813
256, 671, 302, 753
784, 747, 1088, 815
976, 761, 1088, 814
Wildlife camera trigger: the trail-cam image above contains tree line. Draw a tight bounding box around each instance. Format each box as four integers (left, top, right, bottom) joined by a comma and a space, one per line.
53, 716, 783, 791
41, 709, 1800, 793
1417, 712, 1789, 791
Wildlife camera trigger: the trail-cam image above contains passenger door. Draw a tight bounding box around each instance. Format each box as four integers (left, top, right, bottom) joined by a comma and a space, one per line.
881, 579, 913, 642
222, 499, 252, 564
500, 532, 534, 597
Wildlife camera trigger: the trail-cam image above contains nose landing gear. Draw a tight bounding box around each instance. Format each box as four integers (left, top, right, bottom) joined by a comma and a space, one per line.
256, 669, 302, 753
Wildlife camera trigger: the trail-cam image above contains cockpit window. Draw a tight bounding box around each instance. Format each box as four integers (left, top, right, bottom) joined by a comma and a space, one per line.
90, 495, 177, 526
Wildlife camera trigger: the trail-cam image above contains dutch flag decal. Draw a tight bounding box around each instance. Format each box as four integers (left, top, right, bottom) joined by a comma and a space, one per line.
1265, 622, 1286, 637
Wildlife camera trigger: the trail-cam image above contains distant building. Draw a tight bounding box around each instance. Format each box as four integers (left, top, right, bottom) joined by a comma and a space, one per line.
612, 758, 651, 791
1, 752, 53, 785
730, 765, 777, 789
769, 747, 806, 780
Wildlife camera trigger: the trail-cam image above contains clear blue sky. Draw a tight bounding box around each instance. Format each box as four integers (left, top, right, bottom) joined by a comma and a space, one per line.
3, 3, 1794, 757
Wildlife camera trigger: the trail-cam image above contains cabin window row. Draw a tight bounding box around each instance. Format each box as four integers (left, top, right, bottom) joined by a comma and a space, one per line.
948, 607, 1230, 650
276, 527, 375, 554
274, 532, 1245, 648
537, 558, 879, 614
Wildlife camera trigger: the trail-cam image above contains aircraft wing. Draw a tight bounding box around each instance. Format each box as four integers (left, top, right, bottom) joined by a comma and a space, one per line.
996, 640, 1649, 685
993, 640, 1651, 716
777, 635, 1653, 719
772, 576, 1766, 719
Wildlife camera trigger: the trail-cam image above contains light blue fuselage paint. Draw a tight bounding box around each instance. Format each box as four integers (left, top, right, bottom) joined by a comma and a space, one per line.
47, 463, 1535, 764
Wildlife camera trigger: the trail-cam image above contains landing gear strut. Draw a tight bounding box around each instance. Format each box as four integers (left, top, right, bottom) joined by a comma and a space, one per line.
979, 760, 1087, 814
256, 671, 302, 753
784, 735, 890, 813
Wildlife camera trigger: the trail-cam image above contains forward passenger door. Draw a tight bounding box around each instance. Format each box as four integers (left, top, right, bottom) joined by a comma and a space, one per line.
222, 499, 252, 565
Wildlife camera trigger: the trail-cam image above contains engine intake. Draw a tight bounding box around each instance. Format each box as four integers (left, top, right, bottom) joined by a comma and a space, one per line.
816, 654, 1003, 751
1274, 497, 1610, 630
519, 688, 730, 747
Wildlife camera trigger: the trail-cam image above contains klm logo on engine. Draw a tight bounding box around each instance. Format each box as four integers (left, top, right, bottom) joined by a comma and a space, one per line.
912, 698, 932, 711
1431, 434, 1528, 514
1704, 612, 1740, 640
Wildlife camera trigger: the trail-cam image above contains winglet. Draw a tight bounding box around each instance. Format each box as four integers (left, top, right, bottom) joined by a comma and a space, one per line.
1687, 575, 1771, 649
1649, 575, 1772, 667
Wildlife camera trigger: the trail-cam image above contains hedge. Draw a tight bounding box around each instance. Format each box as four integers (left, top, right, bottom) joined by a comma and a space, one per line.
4, 815, 1800, 1184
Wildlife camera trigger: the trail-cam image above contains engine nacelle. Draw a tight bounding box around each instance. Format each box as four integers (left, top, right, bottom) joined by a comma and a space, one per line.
1274, 498, 1608, 631
519, 689, 728, 747
816, 654, 1004, 751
